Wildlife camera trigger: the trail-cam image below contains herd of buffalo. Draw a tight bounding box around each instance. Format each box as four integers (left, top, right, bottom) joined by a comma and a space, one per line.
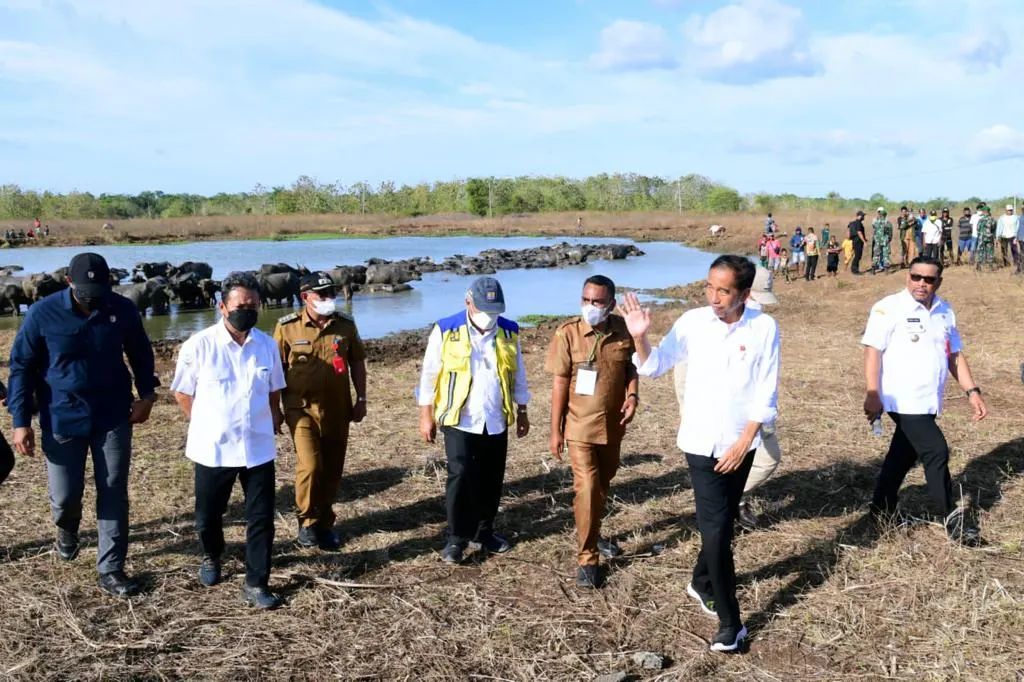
0, 242, 643, 316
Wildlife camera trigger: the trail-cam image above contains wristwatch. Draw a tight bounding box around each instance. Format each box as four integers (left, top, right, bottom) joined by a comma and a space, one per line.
965, 387, 982, 397
626, 393, 640, 405
356, 396, 367, 403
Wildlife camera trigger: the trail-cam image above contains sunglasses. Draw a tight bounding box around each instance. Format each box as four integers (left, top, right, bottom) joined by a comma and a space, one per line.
909, 273, 939, 284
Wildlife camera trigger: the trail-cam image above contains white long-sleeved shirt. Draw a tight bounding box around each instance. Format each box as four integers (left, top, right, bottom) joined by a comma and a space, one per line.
171, 322, 286, 468
997, 213, 1018, 239
633, 305, 780, 458
922, 218, 942, 245
970, 212, 982, 238
416, 313, 530, 435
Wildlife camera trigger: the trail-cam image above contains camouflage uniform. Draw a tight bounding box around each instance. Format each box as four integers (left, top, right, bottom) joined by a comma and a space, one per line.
975, 212, 997, 269
871, 216, 893, 271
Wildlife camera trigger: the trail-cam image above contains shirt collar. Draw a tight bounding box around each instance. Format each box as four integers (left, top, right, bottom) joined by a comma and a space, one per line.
302, 307, 334, 329
216, 319, 251, 347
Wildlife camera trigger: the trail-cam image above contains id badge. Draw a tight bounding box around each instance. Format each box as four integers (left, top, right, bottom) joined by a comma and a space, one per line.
575, 364, 597, 396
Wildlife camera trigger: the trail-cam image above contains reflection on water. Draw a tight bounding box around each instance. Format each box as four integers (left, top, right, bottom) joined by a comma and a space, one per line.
0, 236, 716, 339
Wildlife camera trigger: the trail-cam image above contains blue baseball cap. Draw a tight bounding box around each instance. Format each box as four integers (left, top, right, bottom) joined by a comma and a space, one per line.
469, 276, 505, 313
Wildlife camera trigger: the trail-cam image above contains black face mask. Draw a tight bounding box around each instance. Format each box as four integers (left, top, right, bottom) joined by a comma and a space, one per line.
225, 308, 258, 333
73, 289, 104, 312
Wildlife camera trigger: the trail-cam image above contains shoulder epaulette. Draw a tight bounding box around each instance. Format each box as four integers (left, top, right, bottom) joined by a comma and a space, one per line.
336, 310, 354, 321
277, 312, 301, 325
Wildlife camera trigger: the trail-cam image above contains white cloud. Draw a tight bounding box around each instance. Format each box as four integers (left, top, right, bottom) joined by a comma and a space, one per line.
590, 20, 677, 71
957, 29, 1009, 72
682, 0, 820, 83
970, 125, 1024, 161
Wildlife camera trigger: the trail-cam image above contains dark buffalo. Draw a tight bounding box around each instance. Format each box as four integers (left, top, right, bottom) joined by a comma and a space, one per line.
134, 261, 173, 280
0, 278, 31, 315
22, 273, 67, 302
169, 271, 206, 308
257, 271, 299, 307
115, 277, 172, 315
173, 261, 213, 280
198, 278, 221, 307
327, 265, 367, 301
364, 262, 419, 286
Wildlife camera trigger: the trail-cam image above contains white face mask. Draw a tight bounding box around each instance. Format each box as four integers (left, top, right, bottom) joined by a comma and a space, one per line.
311, 297, 337, 316
470, 310, 498, 330
581, 304, 609, 326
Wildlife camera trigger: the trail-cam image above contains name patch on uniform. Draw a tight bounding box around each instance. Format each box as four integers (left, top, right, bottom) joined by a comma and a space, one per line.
293, 340, 311, 345
906, 317, 920, 323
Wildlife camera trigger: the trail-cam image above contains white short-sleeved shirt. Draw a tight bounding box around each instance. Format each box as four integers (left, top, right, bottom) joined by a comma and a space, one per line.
861, 289, 962, 415
633, 305, 780, 458
970, 213, 981, 238
171, 322, 286, 468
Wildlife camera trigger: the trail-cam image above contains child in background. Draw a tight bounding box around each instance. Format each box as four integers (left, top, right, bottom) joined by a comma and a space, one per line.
826, 236, 841, 277
842, 237, 854, 271
757, 233, 770, 268
779, 247, 792, 282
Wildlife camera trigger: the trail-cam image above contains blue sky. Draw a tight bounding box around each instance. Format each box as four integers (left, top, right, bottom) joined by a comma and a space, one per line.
1, 0, 1022, 199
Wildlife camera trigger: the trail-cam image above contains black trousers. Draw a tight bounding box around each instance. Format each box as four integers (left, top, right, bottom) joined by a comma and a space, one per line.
442, 426, 508, 545
804, 254, 819, 280
687, 450, 755, 629
871, 413, 954, 517
852, 238, 864, 273
0, 434, 13, 485
194, 460, 276, 588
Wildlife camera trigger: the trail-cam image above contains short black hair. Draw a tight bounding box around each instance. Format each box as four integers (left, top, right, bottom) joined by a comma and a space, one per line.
909, 255, 944, 277
709, 255, 756, 290
222, 271, 261, 302
900, 205, 908, 211
583, 274, 615, 300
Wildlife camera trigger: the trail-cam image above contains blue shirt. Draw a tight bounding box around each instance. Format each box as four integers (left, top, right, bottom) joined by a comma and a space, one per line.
1017, 214, 1024, 241
790, 233, 805, 252
8, 289, 157, 436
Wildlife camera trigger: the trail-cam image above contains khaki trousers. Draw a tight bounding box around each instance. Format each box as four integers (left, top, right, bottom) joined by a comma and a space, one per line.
287, 409, 350, 528
673, 363, 782, 495
568, 440, 621, 566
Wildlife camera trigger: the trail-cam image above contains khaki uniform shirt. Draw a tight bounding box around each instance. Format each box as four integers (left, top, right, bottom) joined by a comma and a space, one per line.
545, 314, 636, 445
273, 309, 366, 424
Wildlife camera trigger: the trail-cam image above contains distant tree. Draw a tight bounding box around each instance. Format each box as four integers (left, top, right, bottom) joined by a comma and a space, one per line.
465, 178, 490, 216
706, 187, 742, 213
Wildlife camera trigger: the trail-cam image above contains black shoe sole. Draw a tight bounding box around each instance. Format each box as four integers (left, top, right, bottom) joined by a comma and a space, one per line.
56, 545, 80, 561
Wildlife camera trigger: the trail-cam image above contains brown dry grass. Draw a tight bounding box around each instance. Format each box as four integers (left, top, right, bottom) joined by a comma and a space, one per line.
0, 227, 1023, 680
6, 209, 840, 254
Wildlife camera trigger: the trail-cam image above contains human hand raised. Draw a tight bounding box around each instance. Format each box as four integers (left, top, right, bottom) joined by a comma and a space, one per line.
619, 292, 651, 339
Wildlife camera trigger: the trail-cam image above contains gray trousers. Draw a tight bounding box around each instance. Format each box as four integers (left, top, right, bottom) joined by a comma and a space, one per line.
42, 422, 132, 574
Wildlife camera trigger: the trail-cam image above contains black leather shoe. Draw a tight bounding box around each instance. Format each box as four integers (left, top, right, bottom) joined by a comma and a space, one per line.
296, 525, 318, 548
477, 532, 512, 554
98, 570, 140, 598
241, 584, 282, 610
597, 538, 622, 559
198, 555, 221, 587
576, 565, 602, 589
316, 527, 342, 552
440, 542, 465, 564
55, 529, 80, 561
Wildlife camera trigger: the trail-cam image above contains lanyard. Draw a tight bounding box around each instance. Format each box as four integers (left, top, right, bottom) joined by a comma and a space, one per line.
586, 330, 606, 364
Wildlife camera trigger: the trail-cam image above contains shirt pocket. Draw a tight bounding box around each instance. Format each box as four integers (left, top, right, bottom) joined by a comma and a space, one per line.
46, 330, 82, 361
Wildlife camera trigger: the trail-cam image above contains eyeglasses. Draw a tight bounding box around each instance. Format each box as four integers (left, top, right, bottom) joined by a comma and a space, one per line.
909, 273, 939, 284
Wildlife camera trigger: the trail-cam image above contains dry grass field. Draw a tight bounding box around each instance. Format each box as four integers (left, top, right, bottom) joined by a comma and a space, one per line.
0, 222, 1022, 680
5, 209, 842, 254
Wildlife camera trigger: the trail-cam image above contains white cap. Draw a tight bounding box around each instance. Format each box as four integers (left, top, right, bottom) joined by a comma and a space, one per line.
1007, 204, 1015, 211
749, 265, 778, 306
876, 206, 885, 212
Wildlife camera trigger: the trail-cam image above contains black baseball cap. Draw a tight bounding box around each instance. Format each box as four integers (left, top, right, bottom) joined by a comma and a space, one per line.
469, 276, 505, 313
299, 271, 336, 293
68, 252, 111, 297
856, 210, 865, 217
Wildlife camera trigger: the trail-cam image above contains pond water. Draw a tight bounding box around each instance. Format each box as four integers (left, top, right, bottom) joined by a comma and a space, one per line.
0, 236, 716, 339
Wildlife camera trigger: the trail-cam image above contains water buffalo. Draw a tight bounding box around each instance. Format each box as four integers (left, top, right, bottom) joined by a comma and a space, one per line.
0, 278, 31, 315
364, 262, 419, 286
198, 278, 221, 307
115, 277, 172, 315
134, 261, 173, 280
169, 271, 206, 308
327, 265, 367, 301
259, 263, 310, 277
257, 271, 299, 307
22, 273, 67, 302
174, 261, 213, 280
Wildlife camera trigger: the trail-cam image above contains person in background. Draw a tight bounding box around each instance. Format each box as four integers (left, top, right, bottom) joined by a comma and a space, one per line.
922, 210, 942, 260
765, 213, 776, 235
804, 227, 820, 281
778, 247, 792, 282
622, 256, 780, 653
956, 206, 973, 266
416, 277, 530, 564
871, 208, 892, 273
841, 236, 854, 272
274, 272, 367, 551
975, 206, 997, 271
939, 207, 954, 266
1016, 204, 1024, 274
767, 233, 782, 273
897, 206, 917, 267
915, 208, 927, 253
826, 236, 841, 277
996, 204, 1019, 269
848, 210, 867, 274
546, 275, 638, 589
789, 227, 806, 279
969, 202, 984, 263
7, 253, 157, 598
0, 380, 13, 486
820, 224, 831, 254
757, 233, 770, 269
862, 256, 986, 546
171, 272, 286, 610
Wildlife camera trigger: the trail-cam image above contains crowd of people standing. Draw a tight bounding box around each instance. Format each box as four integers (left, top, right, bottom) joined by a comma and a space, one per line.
758, 204, 1024, 281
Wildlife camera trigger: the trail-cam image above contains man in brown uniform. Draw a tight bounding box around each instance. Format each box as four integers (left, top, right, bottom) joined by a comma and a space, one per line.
274, 272, 367, 550
545, 275, 638, 588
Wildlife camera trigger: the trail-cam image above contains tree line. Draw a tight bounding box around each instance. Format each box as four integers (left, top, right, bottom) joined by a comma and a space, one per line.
0, 175, 1013, 221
